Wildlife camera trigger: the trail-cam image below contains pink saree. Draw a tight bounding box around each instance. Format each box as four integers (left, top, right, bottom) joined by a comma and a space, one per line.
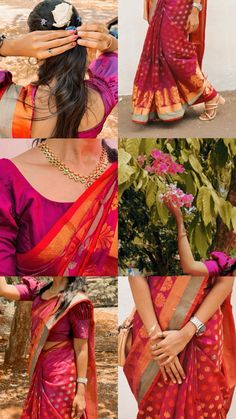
124, 276, 236, 418
133, 0, 217, 123
21, 292, 97, 419
16, 163, 118, 276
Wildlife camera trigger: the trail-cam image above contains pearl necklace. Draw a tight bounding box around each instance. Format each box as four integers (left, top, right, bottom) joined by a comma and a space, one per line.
39, 141, 109, 188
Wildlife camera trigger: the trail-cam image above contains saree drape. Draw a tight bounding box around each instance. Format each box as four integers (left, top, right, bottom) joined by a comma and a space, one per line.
16, 163, 118, 276
124, 276, 236, 418
21, 293, 97, 419
133, 0, 216, 123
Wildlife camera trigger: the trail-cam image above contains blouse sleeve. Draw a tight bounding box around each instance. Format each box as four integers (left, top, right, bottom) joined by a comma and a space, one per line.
204, 251, 231, 277
0, 70, 13, 98
69, 302, 92, 339
0, 167, 18, 275
204, 260, 221, 277
14, 277, 41, 301
88, 52, 118, 111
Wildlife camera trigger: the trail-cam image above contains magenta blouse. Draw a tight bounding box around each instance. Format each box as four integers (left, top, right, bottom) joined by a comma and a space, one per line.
0, 52, 118, 138
15, 277, 90, 341
204, 251, 236, 277
0, 159, 72, 275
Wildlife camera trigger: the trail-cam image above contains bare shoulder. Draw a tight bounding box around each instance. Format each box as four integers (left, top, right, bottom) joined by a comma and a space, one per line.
11, 144, 47, 169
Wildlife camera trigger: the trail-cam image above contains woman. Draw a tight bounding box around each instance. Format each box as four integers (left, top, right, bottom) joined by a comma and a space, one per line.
132, 0, 224, 124
0, 0, 118, 138
0, 276, 97, 419
0, 138, 118, 276
124, 274, 236, 418
165, 200, 236, 277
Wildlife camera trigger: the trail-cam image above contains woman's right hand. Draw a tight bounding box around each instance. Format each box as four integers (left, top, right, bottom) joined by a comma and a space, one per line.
0, 30, 78, 59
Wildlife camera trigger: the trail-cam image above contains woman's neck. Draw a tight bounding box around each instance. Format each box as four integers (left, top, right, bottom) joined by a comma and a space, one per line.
46, 138, 103, 167
51, 277, 68, 292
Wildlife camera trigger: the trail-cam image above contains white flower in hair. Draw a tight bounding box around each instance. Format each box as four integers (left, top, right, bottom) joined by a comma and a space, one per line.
52, 2, 73, 28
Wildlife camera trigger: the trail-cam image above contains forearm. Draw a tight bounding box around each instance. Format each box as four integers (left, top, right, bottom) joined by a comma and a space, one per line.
176, 217, 208, 275
182, 277, 234, 339
0, 39, 22, 57
0, 277, 20, 300
74, 341, 88, 394
129, 276, 162, 334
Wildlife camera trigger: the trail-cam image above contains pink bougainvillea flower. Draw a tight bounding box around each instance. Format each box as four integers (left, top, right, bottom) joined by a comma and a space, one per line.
137, 153, 146, 167
142, 149, 185, 176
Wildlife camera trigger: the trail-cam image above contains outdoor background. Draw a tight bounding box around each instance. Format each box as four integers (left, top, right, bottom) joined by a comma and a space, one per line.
118, 277, 236, 419
0, 0, 117, 138
0, 277, 118, 419
119, 138, 236, 275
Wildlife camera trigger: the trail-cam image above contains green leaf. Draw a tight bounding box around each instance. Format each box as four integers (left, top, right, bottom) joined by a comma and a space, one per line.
145, 180, 158, 209
196, 186, 213, 226
156, 195, 169, 225
124, 139, 141, 158
118, 164, 136, 185
189, 154, 202, 174
194, 222, 209, 257
214, 140, 229, 167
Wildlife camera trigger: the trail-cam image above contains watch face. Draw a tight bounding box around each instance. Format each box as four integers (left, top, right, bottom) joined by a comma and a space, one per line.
197, 324, 206, 336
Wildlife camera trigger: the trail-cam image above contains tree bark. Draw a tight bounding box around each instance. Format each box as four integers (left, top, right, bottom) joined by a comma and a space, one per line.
215, 157, 236, 251
4, 301, 32, 366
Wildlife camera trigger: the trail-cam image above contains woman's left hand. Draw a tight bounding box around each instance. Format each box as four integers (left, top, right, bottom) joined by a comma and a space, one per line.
77, 23, 117, 52
150, 330, 191, 366
186, 9, 200, 34
72, 392, 86, 419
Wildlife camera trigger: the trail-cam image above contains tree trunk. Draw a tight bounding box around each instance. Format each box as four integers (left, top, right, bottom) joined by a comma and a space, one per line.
215, 157, 236, 251
4, 301, 32, 366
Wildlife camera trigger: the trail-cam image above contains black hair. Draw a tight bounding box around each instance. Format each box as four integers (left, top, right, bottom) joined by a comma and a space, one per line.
27, 0, 88, 138
221, 260, 236, 276
38, 277, 88, 318
33, 138, 118, 163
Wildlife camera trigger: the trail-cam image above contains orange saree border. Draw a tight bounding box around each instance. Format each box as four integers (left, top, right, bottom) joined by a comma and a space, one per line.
16, 162, 117, 271
29, 293, 98, 419
12, 85, 34, 138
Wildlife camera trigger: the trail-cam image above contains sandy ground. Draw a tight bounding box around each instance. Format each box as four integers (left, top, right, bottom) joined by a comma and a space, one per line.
118, 90, 236, 138
0, 0, 117, 139
0, 307, 117, 418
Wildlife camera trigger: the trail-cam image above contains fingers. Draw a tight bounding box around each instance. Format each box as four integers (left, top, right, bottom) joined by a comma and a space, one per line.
78, 23, 109, 34
34, 30, 77, 41
168, 363, 182, 384
77, 30, 108, 42
160, 366, 168, 383
77, 39, 103, 49
174, 358, 186, 381
41, 33, 78, 50
40, 41, 77, 59
164, 365, 176, 384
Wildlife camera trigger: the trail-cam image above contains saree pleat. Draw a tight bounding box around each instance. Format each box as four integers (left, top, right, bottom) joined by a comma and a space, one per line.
22, 294, 97, 419
133, 0, 216, 123
16, 163, 118, 276
124, 276, 236, 418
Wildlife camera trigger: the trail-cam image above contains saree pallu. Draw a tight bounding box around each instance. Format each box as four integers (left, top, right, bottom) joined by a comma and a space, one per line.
16, 163, 118, 276
133, 0, 217, 123
22, 293, 97, 419
124, 276, 236, 418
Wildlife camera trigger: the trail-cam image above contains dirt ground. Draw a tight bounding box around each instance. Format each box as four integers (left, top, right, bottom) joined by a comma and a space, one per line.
0, 0, 117, 138
0, 307, 117, 418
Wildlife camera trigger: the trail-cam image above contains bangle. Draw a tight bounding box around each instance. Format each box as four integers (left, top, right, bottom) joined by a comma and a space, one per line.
148, 323, 158, 337
179, 232, 187, 239
192, 2, 202, 12
77, 377, 88, 386
0, 34, 6, 56
102, 35, 113, 52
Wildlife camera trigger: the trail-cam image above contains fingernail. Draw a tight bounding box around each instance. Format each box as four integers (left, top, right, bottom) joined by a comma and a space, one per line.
68, 30, 76, 34
72, 35, 78, 40
77, 31, 84, 36
178, 381, 182, 384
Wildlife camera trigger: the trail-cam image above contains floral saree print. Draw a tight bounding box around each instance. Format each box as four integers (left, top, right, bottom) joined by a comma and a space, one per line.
16, 163, 118, 276
133, 0, 217, 123
124, 276, 236, 418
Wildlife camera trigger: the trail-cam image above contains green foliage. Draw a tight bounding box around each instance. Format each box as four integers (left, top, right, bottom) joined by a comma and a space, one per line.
119, 138, 236, 274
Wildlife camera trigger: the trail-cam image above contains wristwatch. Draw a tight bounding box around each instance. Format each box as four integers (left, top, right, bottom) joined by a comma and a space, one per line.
77, 377, 88, 386
192, 2, 203, 12
190, 316, 206, 336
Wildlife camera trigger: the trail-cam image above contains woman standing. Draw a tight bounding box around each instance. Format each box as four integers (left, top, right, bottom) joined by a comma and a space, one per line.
123, 274, 236, 418
0, 276, 97, 419
0, 0, 118, 138
0, 139, 118, 276
132, 0, 224, 124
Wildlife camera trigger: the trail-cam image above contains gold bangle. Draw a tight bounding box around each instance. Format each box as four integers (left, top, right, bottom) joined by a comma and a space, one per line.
102, 36, 113, 52
148, 323, 158, 337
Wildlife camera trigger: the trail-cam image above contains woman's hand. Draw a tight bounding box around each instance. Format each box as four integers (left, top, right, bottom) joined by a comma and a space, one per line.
186, 9, 200, 34
151, 328, 195, 366
72, 386, 86, 419
150, 331, 186, 384
164, 198, 183, 222
77, 23, 118, 52
1, 30, 78, 59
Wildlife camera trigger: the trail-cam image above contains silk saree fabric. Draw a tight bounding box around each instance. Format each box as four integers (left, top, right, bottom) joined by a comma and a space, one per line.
16, 163, 118, 276
21, 292, 97, 419
133, 0, 217, 123
124, 276, 236, 418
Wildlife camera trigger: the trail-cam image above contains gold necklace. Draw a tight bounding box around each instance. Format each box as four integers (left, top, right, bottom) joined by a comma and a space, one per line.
39, 141, 109, 188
